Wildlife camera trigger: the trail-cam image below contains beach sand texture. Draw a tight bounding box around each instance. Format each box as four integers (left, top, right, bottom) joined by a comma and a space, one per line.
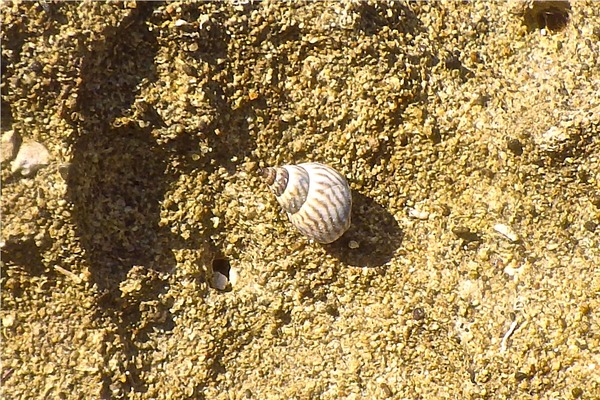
1, 1, 599, 398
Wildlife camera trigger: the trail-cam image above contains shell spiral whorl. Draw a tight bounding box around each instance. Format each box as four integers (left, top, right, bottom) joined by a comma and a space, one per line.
260, 162, 352, 244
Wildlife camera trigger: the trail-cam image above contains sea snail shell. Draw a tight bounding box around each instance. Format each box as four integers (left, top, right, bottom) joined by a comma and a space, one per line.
260, 162, 352, 244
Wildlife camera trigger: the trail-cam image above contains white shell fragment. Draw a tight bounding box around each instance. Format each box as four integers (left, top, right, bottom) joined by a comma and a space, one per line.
11, 140, 50, 176
260, 162, 352, 244
408, 207, 430, 220
174, 19, 188, 27
493, 223, 519, 242
535, 126, 569, 153
211, 271, 229, 291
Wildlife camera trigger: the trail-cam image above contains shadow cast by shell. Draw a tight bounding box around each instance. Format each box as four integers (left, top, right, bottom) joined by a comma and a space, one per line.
323, 191, 403, 268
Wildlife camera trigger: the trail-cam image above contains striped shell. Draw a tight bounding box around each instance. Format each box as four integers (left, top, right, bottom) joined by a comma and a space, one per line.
260, 162, 352, 244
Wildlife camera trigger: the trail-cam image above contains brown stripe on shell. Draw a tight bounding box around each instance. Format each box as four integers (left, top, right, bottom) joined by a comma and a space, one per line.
259, 167, 276, 185
311, 182, 347, 224
292, 214, 319, 240
312, 178, 346, 207
290, 201, 325, 241
317, 191, 345, 228
260, 167, 289, 197
303, 199, 330, 232
282, 166, 309, 214
311, 168, 347, 188
290, 209, 318, 234
296, 187, 349, 243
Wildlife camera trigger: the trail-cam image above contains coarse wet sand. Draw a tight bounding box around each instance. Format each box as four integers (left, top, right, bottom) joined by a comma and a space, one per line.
1, 1, 599, 399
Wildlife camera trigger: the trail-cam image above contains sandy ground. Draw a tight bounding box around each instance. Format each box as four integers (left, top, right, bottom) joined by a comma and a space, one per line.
1, 1, 599, 399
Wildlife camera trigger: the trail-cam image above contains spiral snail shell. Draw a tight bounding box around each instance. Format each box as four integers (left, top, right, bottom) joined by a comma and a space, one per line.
260, 162, 352, 244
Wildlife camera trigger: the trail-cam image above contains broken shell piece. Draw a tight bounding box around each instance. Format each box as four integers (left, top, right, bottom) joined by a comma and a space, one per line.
1, 130, 19, 163
212, 271, 229, 291
493, 223, 519, 242
11, 140, 50, 176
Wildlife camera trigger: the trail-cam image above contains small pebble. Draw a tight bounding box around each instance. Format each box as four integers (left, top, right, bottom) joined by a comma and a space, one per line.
583, 220, 597, 232
244, 161, 257, 173
348, 240, 359, 249
2, 313, 15, 328
493, 223, 519, 242
11, 140, 50, 176
452, 226, 481, 242
412, 307, 425, 321
408, 208, 429, 220
1, 131, 18, 163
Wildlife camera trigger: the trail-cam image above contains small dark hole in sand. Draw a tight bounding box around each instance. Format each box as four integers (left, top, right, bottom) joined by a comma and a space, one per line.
507, 138, 524, 156
523, 1, 571, 32
275, 309, 292, 325
211, 258, 232, 291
